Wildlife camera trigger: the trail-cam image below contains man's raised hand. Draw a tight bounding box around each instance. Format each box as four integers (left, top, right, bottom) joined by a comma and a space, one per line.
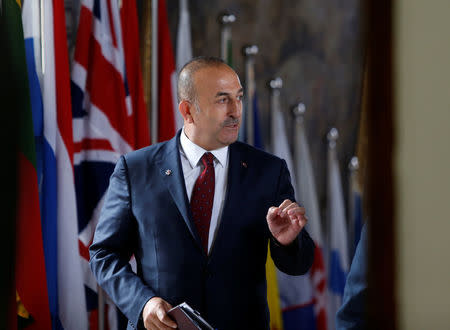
266, 199, 308, 246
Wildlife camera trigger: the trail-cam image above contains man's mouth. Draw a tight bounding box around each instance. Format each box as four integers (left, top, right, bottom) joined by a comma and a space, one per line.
222, 119, 240, 128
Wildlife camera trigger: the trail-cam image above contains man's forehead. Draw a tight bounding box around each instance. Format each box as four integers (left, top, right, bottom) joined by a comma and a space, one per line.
194, 66, 242, 92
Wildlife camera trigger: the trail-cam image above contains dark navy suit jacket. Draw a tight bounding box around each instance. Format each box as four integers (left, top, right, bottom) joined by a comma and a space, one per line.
89, 132, 315, 330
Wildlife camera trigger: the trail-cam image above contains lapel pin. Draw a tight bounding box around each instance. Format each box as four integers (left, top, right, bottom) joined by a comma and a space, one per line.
165, 169, 172, 176
241, 161, 247, 168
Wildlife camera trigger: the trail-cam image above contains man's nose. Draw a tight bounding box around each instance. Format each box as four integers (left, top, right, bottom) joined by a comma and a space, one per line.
229, 99, 242, 117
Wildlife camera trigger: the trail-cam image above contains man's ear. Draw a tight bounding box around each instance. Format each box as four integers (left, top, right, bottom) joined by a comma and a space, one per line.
179, 100, 194, 123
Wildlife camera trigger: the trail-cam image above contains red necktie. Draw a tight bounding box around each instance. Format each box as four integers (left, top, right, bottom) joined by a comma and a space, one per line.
190, 152, 215, 253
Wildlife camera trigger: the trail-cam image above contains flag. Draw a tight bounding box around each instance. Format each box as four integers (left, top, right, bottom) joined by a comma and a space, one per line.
327, 130, 349, 330
5, 0, 51, 328
138, 0, 151, 119
23, 0, 89, 328
239, 62, 263, 148
242, 85, 281, 329
219, 16, 233, 67
175, 0, 193, 130
292, 113, 328, 330
252, 93, 264, 149
120, 0, 150, 149
266, 249, 284, 330
71, 0, 149, 328
270, 99, 319, 330
157, 0, 177, 142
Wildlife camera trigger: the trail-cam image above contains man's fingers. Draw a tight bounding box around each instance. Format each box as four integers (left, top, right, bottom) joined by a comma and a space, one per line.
158, 309, 177, 328
157, 306, 177, 329
278, 199, 292, 211
267, 206, 280, 221
143, 297, 177, 330
295, 214, 308, 229
287, 206, 306, 217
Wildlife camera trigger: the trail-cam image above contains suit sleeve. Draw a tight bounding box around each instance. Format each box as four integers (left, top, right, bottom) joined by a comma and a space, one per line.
336, 224, 367, 330
89, 156, 154, 329
269, 159, 315, 276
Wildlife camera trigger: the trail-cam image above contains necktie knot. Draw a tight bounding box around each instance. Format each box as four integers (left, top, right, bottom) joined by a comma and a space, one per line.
202, 152, 215, 168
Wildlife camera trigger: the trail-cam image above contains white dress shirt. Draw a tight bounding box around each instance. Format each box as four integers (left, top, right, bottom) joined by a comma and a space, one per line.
179, 128, 229, 254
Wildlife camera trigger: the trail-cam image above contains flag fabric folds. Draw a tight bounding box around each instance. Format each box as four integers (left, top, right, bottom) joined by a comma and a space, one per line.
292, 115, 328, 330
23, 0, 89, 328
6, 0, 52, 328
120, 0, 151, 149
252, 93, 264, 149
157, 0, 177, 142
71, 0, 149, 327
175, 0, 193, 130
242, 79, 283, 330
270, 98, 318, 330
240, 63, 282, 330
327, 134, 349, 330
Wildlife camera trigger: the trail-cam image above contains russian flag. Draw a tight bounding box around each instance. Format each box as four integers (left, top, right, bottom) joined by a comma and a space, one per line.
23, 0, 88, 329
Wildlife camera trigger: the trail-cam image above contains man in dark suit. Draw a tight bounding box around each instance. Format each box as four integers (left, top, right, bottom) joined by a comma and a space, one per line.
89, 56, 315, 330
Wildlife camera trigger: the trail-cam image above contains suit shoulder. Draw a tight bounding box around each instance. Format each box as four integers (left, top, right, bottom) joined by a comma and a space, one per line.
122, 140, 170, 166
232, 141, 285, 165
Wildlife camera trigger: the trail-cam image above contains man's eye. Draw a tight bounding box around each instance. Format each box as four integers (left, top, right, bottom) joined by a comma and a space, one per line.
218, 98, 227, 103
237, 95, 244, 101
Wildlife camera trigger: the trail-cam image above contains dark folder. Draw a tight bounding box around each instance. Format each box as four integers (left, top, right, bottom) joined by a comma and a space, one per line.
168, 302, 214, 330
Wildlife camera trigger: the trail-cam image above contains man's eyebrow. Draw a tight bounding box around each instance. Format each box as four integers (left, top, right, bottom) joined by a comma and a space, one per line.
215, 88, 244, 97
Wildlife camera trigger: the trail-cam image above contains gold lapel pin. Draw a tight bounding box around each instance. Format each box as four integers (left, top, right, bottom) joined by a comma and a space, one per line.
165, 169, 172, 176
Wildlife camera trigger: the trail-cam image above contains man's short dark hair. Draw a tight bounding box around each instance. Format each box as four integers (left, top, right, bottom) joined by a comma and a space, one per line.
177, 56, 229, 103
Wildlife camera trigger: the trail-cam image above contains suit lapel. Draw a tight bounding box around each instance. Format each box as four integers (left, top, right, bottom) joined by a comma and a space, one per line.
209, 143, 248, 257
156, 132, 203, 251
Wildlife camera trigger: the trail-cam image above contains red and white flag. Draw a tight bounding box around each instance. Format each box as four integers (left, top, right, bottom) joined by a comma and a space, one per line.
157, 0, 177, 142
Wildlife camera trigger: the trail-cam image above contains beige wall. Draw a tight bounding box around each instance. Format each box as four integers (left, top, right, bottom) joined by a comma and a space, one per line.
395, 0, 450, 328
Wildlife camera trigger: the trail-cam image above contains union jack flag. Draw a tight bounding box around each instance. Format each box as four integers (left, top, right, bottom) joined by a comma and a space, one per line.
71, 0, 149, 328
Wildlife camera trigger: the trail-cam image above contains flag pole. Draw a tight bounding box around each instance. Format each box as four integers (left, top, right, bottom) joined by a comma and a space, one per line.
218, 12, 235, 64
139, 0, 152, 141
292, 102, 306, 121
326, 127, 339, 270
151, 0, 159, 144
291, 102, 306, 194
268, 77, 283, 153
292, 102, 307, 147
242, 45, 258, 145
348, 156, 359, 257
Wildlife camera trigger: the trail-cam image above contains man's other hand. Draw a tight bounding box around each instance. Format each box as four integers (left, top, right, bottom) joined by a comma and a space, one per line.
142, 297, 177, 329
266, 199, 308, 246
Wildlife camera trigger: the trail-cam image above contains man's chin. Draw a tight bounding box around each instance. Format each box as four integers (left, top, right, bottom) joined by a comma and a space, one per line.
220, 134, 239, 146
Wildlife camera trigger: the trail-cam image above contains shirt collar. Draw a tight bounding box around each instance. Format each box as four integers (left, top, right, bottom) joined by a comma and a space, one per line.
180, 127, 228, 168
